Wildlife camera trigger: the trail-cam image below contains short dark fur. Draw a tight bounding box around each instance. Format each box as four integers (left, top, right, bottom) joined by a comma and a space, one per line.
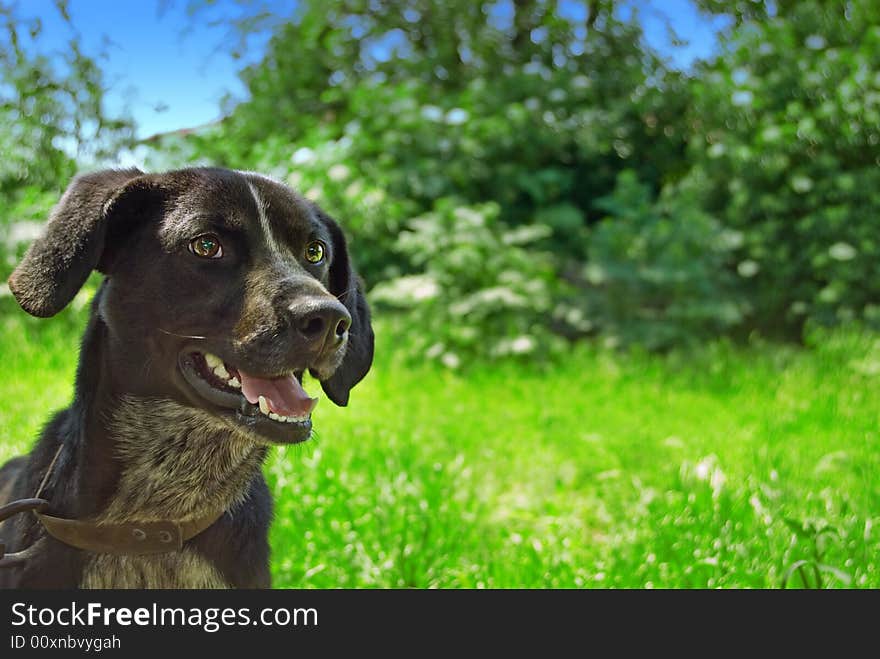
0, 167, 373, 588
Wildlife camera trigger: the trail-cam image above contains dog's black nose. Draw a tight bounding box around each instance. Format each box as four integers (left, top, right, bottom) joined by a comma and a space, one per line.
293, 299, 351, 348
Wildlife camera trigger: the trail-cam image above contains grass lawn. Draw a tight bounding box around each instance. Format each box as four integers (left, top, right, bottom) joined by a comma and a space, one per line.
1, 298, 878, 588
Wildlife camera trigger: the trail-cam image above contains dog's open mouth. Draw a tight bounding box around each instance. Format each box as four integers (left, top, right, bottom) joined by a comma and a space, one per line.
179, 350, 317, 444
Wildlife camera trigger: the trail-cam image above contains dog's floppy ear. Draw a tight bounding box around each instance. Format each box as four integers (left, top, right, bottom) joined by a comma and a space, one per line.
8, 168, 151, 318
315, 207, 374, 406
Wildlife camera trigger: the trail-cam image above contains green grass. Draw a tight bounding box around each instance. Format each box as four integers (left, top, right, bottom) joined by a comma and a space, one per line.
1, 297, 878, 588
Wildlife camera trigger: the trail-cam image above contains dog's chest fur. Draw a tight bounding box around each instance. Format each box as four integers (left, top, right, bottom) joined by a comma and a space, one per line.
81, 550, 227, 589
79, 397, 267, 589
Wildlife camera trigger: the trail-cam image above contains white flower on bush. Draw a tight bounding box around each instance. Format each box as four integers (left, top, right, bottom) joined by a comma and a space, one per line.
305, 187, 322, 201
345, 181, 364, 199
449, 287, 528, 316
7, 221, 45, 245
719, 229, 745, 249
790, 175, 813, 193
445, 108, 469, 125
731, 90, 753, 107
510, 336, 536, 354
502, 224, 552, 246
363, 189, 385, 207
805, 34, 826, 50
708, 143, 726, 158
523, 61, 550, 78
411, 279, 440, 300
732, 68, 750, 85
829, 242, 857, 261
492, 335, 537, 356
453, 206, 486, 226
328, 164, 351, 181
425, 343, 444, 359
291, 147, 315, 165
441, 352, 461, 369
761, 126, 781, 142
287, 171, 304, 188
370, 275, 440, 307
737, 260, 760, 277
421, 105, 444, 122
584, 263, 606, 284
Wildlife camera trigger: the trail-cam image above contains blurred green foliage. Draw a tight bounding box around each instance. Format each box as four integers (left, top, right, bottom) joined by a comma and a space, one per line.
685, 0, 880, 336
3, 0, 879, 359
579, 170, 745, 349
371, 199, 561, 364
176, 0, 880, 359
0, 0, 133, 281
183, 0, 692, 359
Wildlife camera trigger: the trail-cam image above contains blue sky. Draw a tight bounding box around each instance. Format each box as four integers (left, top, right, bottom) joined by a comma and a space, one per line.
22, 0, 729, 139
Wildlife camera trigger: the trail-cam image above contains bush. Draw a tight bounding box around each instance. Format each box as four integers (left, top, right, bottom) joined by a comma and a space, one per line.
370, 199, 561, 366
177, 6, 689, 291
684, 0, 880, 335
236, 128, 419, 285
158, 0, 880, 355
572, 171, 744, 350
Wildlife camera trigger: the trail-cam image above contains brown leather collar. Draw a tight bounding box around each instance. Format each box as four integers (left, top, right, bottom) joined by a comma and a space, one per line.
1, 445, 223, 563
36, 509, 224, 555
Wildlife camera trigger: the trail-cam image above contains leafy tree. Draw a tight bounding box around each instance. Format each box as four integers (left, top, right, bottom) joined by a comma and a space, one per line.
184, 0, 688, 285
174, 0, 880, 351
683, 0, 880, 334
0, 0, 134, 237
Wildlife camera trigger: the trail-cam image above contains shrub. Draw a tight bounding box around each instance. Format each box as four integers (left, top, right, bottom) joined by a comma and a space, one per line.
178, 6, 689, 289
684, 0, 880, 335
371, 199, 560, 366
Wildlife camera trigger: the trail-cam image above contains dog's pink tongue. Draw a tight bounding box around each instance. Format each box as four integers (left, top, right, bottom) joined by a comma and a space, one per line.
238, 371, 317, 417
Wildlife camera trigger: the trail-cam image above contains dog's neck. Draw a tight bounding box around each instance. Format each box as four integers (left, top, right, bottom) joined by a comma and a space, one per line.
98, 396, 267, 523
64, 298, 267, 523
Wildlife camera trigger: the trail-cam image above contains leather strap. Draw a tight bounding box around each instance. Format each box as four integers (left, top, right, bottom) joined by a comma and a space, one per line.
1, 444, 222, 560
35, 510, 224, 555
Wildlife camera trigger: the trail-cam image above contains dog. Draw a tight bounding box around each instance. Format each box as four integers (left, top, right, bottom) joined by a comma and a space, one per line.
0, 167, 373, 588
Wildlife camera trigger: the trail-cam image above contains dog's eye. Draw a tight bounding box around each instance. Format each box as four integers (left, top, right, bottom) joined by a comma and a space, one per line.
305, 240, 325, 264
189, 234, 223, 259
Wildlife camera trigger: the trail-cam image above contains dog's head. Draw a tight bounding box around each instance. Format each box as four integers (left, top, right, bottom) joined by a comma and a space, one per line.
8, 167, 374, 444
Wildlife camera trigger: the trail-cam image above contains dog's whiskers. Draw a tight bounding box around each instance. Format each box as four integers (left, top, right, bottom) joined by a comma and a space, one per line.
157, 328, 207, 340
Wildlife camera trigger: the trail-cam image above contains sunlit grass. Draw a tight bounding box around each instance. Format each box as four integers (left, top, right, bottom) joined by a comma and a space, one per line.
1, 298, 878, 588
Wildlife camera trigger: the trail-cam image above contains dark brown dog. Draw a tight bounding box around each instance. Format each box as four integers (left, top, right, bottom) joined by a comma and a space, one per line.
0, 167, 373, 588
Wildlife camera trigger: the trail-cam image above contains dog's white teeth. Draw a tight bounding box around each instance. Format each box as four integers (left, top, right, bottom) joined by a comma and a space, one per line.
228, 377, 241, 388
204, 352, 235, 380
258, 403, 308, 423
256, 395, 308, 423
